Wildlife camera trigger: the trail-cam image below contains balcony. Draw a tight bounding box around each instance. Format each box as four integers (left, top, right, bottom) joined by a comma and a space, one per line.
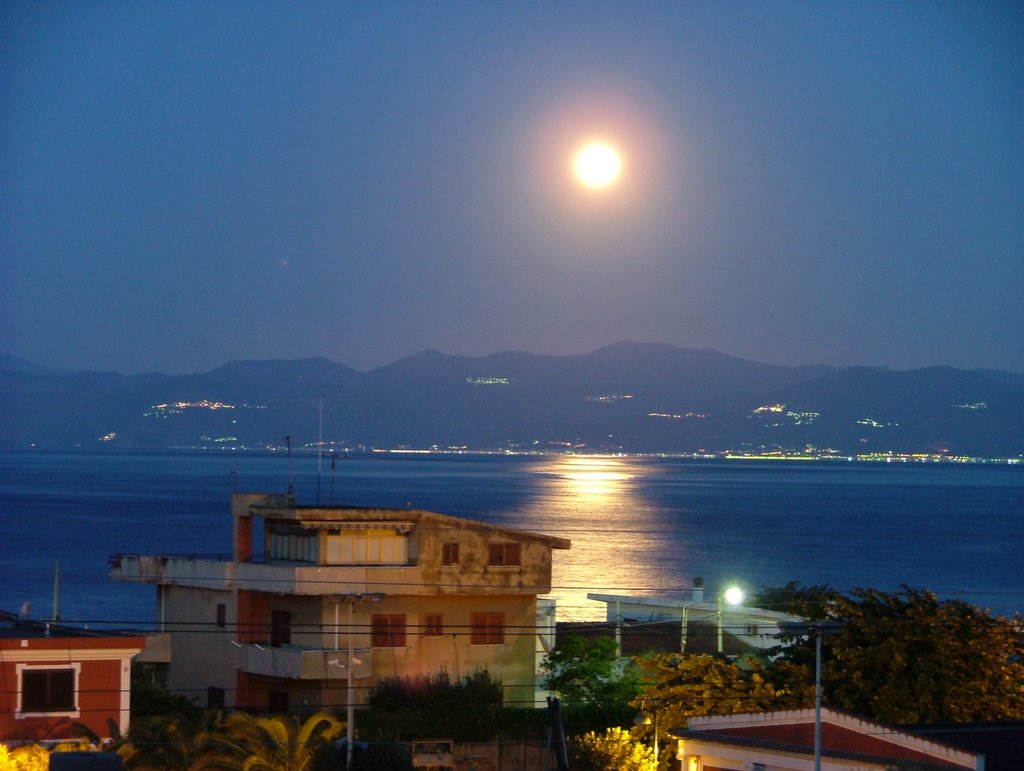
236, 642, 373, 681
109, 553, 424, 595
109, 554, 233, 588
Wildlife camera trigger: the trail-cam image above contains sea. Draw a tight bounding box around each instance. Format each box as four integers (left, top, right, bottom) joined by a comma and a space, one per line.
2, 448, 1022, 628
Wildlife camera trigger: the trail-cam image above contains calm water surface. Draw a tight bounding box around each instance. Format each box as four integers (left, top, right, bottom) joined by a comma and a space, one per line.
1, 449, 1021, 626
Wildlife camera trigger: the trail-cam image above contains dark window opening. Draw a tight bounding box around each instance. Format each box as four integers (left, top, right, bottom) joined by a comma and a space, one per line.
470, 612, 505, 645
268, 689, 289, 713
371, 614, 407, 648
270, 610, 291, 647
22, 669, 75, 713
441, 542, 460, 566
424, 613, 443, 637
208, 686, 225, 709
487, 542, 520, 566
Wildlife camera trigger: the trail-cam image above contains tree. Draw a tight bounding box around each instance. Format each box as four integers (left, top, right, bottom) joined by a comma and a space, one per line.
542, 634, 640, 730
764, 583, 1024, 723
825, 587, 1024, 723
212, 711, 343, 771
129, 713, 227, 771
543, 635, 621, 704
0, 744, 49, 771
363, 670, 504, 742
633, 653, 809, 734
569, 727, 656, 771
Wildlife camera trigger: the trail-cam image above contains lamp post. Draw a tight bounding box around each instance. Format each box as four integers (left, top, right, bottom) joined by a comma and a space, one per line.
633, 707, 658, 765
717, 586, 744, 655
778, 620, 844, 771
332, 593, 384, 769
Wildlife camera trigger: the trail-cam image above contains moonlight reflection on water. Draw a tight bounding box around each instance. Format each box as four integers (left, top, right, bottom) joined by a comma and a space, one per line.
517, 456, 691, 621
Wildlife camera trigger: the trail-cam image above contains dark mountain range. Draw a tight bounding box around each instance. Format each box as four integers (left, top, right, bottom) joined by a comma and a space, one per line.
1, 343, 1021, 457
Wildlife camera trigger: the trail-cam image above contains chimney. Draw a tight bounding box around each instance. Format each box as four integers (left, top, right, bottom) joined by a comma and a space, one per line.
691, 576, 704, 602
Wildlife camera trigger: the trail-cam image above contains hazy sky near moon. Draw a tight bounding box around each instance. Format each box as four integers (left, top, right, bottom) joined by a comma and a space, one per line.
3, 2, 1022, 375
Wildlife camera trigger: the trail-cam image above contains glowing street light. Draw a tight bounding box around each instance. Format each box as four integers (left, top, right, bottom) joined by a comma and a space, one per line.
717, 585, 744, 655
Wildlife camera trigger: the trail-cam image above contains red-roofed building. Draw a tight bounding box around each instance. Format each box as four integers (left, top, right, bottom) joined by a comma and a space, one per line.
672, 708, 984, 770
0, 615, 145, 742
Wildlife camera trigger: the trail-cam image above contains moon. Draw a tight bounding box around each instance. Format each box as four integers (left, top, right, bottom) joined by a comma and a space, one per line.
573, 141, 622, 189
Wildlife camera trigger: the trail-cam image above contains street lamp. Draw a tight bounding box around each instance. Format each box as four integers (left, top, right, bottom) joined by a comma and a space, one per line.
778, 620, 844, 771
717, 586, 744, 654
633, 707, 658, 765
331, 593, 384, 769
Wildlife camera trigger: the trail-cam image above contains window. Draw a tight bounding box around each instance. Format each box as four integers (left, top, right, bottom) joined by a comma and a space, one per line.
270, 610, 291, 647
745, 624, 759, 636
19, 666, 77, 714
470, 612, 505, 645
216, 603, 227, 628
488, 542, 520, 566
326, 531, 408, 564
423, 613, 443, 637
441, 542, 460, 566
266, 526, 317, 563
207, 686, 225, 709
372, 614, 407, 648
269, 690, 289, 713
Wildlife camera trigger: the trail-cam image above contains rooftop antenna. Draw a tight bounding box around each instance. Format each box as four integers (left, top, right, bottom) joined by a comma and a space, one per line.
283, 435, 294, 497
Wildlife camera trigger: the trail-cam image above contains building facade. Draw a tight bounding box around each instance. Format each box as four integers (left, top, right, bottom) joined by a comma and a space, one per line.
672, 709, 983, 770
110, 493, 570, 712
0, 613, 144, 742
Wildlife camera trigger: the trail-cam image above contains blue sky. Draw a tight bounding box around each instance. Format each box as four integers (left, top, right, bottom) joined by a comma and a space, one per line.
3, 1, 1022, 374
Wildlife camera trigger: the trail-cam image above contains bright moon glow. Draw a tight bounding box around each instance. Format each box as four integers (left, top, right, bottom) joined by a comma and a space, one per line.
573, 142, 622, 189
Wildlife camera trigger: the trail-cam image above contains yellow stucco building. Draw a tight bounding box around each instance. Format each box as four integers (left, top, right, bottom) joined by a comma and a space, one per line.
111, 493, 569, 712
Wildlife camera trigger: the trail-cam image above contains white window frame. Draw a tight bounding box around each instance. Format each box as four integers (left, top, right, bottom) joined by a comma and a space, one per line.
16, 662, 81, 719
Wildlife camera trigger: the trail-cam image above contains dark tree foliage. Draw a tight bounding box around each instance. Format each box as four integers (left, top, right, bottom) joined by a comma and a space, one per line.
634, 652, 813, 735
764, 583, 1024, 724
361, 670, 505, 742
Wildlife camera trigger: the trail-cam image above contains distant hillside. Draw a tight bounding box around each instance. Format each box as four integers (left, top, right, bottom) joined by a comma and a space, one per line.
1, 343, 1022, 457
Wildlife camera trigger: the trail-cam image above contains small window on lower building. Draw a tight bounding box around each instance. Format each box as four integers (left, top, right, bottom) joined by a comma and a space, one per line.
208, 686, 226, 709
268, 689, 289, 713
441, 542, 460, 566
372, 614, 407, 648
487, 542, 520, 566
423, 613, 443, 637
216, 603, 227, 628
470, 612, 505, 645
20, 668, 76, 713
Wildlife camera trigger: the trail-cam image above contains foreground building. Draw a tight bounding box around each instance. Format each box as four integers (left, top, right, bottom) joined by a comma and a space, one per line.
110, 493, 570, 712
0, 612, 145, 742
672, 708, 984, 770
